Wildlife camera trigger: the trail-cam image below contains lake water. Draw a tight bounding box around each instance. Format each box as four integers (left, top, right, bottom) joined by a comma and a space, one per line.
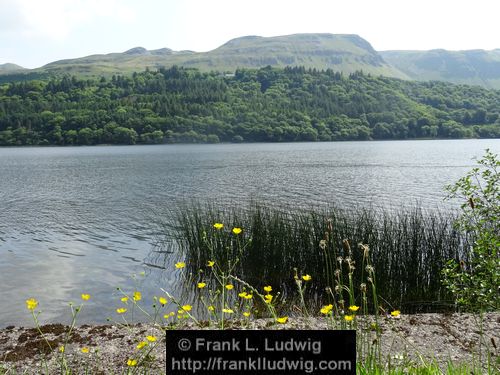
1, 139, 499, 327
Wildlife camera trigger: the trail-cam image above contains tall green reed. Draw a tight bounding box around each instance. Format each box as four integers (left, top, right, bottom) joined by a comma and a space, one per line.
165, 202, 469, 312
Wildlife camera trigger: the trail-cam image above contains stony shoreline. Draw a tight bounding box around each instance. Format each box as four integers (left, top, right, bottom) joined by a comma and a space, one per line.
1, 313, 499, 374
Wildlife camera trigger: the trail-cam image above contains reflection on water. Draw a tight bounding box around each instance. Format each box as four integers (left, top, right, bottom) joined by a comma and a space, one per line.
0, 139, 499, 326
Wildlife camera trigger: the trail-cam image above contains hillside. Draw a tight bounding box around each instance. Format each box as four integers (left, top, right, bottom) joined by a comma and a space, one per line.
0, 63, 25, 73
381, 49, 500, 89
0, 34, 407, 79
1, 66, 499, 146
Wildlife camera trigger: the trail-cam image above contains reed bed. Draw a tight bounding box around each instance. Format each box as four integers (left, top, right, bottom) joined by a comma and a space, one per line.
165, 202, 470, 313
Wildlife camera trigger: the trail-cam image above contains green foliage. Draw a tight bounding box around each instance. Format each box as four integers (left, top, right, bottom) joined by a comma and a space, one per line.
442, 149, 500, 311
0, 66, 499, 146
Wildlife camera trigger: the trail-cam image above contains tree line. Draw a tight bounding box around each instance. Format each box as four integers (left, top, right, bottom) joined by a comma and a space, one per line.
0, 65, 499, 146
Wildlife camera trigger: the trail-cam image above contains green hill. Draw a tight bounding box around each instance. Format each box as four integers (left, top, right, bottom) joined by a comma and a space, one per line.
380, 49, 500, 89
1, 34, 407, 79
0, 63, 25, 73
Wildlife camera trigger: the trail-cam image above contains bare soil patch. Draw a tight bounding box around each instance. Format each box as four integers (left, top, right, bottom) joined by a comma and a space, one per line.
0, 313, 498, 374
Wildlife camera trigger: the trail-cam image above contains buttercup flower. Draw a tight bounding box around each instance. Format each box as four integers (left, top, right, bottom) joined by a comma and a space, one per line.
127, 359, 137, 367
136, 341, 147, 349
213, 223, 224, 230
207, 305, 215, 311
59, 345, 65, 353
81, 347, 89, 353
391, 310, 401, 317
159, 297, 167, 305
264, 294, 273, 303
133, 291, 141, 301
263, 285, 272, 292
116, 308, 127, 314
276, 316, 288, 324
197, 282, 206, 289
222, 308, 234, 314
232, 227, 242, 235
207, 260, 215, 267
175, 262, 186, 269
81, 294, 90, 301
25, 298, 38, 311
225, 284, 234, 290
121, 296, 129, 303
302, 274, 312, 281
320, 304, 333, 315
182, 305, 192, 312
243, 312, 251, 317
146, 335, 157, 342
344, 315, 354, 322
348, 305, 360, 312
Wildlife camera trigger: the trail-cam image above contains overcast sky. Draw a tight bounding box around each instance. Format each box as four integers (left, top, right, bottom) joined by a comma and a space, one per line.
1, 0, 499, 69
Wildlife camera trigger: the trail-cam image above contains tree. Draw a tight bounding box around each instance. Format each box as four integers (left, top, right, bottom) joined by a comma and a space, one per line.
442, 150, 499, 311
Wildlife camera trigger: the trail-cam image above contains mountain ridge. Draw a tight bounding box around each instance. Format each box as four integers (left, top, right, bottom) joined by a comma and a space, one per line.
2, 33, 500, 88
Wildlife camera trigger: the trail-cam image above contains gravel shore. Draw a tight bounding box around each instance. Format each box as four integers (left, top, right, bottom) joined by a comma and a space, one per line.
1, 313, 498, 374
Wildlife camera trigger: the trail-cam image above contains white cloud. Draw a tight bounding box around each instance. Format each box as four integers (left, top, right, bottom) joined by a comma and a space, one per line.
0, 0, 136, 41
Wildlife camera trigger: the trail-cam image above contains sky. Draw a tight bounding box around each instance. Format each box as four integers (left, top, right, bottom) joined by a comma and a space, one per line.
1, 0, 500, 69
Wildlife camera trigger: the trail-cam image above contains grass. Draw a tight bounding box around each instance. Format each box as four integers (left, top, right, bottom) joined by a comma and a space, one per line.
165, 202, 470, 313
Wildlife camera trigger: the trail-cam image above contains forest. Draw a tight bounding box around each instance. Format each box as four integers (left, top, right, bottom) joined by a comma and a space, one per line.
0, 65, 499, 146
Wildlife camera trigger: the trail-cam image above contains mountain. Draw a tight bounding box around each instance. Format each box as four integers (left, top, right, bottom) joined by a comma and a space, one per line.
1, 34, 407, 79
174, 34, 406, 78
3, 34, 500, 89
380, 49, 500, 89
0, 63, 25, 73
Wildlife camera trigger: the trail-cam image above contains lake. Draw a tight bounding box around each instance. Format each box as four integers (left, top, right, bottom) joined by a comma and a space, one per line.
1, 139, 499, 327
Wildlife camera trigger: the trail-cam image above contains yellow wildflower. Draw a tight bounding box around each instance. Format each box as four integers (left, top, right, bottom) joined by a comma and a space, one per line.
232, 227, 242, 235
344, 314, 354, 322
25, 298, 38, 311
207, 260, 215, 267
159, 297, 167, 305
213, 223, 224, 230
121, 296, 129, 303
276, 316, 288, 324
225, 284, 234, 290
222, 308, 234, 314
182, 304, 192, 312
136, 341, 147, 350
146, 335, 157, 342
197, 282, 206, 289
238, 291, 248, 298
302, 274, 312, 281
133, 291, 141, 301
207, 305, 215, 311
320, 304, 333, 315
391, 310, 401, 317
127, 359, 137, 367
81, 294, 90, 301
175, 262, 186, 269
81, 347, 89, 353
116, 308, 127, 314
264, 294, 273, 304
348, 305, 360, 312
243, 312, 251, 317
59, 345, 65, 353
263, 285, 272, 292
